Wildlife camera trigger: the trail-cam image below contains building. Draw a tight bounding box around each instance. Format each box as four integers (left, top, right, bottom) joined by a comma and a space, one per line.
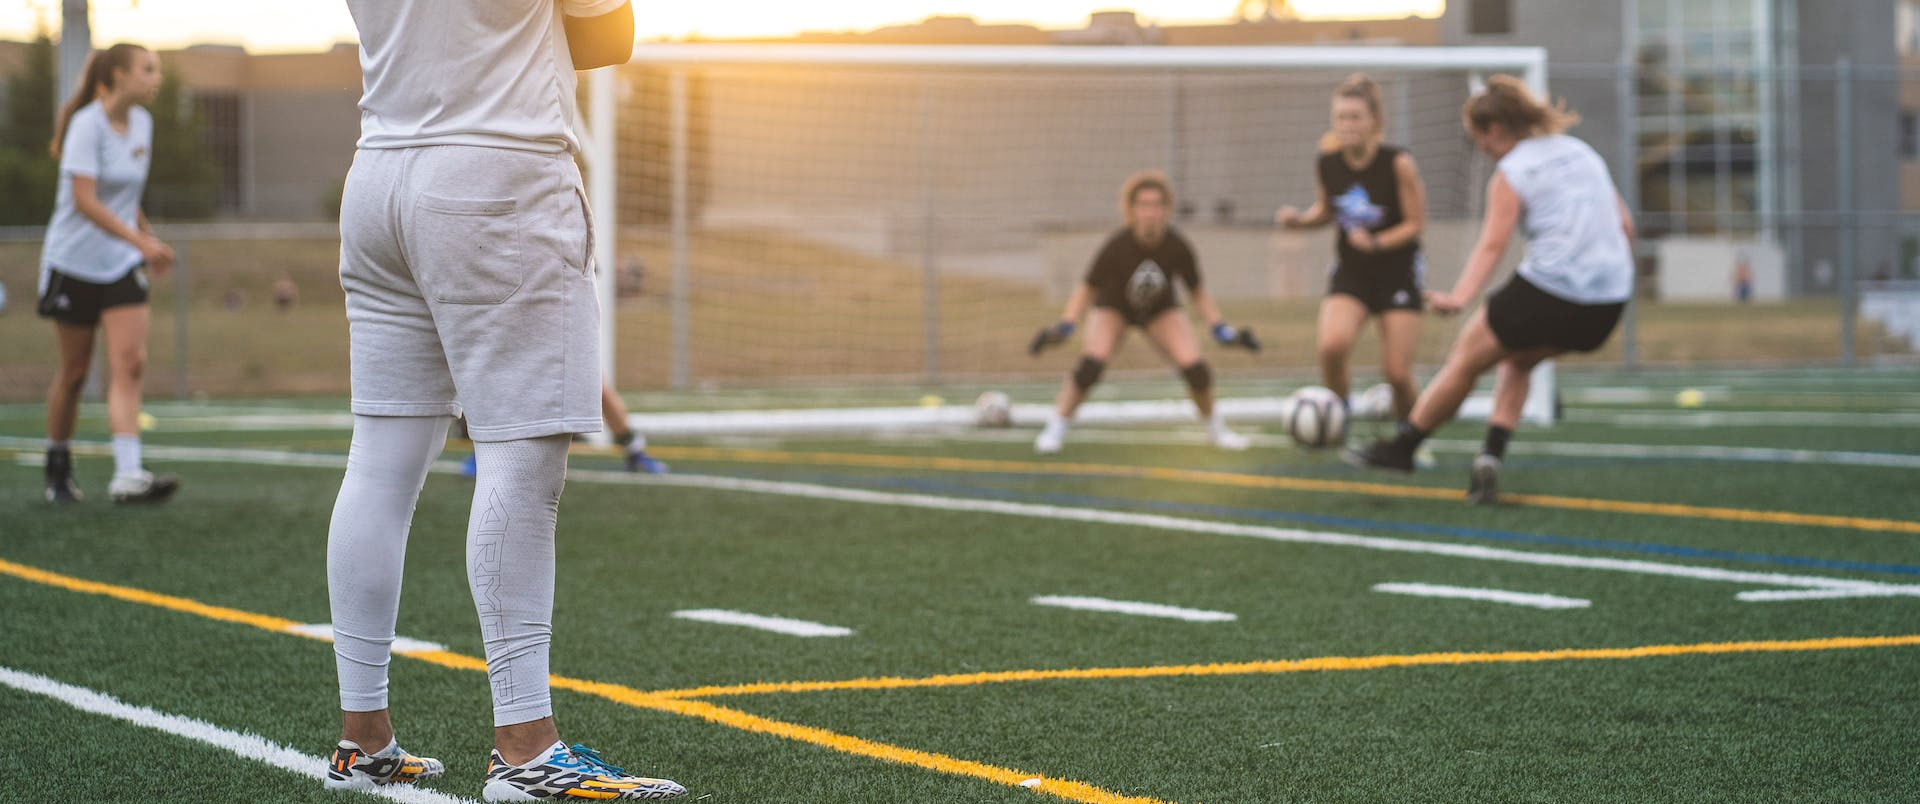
1446, 0, 1907, 293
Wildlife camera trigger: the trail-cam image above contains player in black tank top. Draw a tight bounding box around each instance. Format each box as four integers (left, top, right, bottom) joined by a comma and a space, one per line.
1026, 172, 1260, 454
1277, 74, 1429, 433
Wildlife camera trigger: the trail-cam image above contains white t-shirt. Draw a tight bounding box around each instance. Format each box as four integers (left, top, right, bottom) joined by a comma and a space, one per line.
346, 0, 629, 154
1496, 134, 1633, 305
40, 101, 153, 291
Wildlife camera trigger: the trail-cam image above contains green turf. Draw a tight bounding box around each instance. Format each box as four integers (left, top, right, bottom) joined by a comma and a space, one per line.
2, 365, 1919, 802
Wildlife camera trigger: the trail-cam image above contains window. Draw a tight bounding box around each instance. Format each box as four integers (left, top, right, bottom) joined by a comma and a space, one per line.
1467, 0, 1512, 36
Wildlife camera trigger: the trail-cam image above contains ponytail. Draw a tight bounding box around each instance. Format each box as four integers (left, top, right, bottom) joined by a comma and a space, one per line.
1319, 72, 1385, 153
50, 43, 148, 159
1462, 74, 1580, 139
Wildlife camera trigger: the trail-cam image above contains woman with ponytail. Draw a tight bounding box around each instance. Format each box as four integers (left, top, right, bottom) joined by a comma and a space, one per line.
1276, 73, 1430, 433
1346, 76, 1634, 506
37, 43, 178, 504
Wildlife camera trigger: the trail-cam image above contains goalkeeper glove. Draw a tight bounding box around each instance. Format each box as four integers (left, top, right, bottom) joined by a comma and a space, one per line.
1029, 320, 1075, 355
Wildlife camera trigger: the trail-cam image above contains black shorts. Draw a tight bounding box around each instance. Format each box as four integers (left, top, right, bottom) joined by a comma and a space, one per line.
38, 266, 150, 327
1097, 303, 1179, 329
1486, 274, 1625, 353
1327, 257, 1424, 315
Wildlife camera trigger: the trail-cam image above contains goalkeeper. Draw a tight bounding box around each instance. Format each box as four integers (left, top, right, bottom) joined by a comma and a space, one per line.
1029, 170, 1258, 454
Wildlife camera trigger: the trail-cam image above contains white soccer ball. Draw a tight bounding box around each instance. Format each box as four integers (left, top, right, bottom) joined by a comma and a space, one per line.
1280, 386, 1349, 449
974, 390, 1013, 428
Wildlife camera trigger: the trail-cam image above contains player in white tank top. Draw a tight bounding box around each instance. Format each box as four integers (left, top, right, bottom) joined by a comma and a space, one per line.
1347, 77, 1635, 505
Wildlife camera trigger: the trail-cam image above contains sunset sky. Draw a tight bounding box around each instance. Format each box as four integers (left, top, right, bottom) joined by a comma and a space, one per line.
6, 1, 1443, 53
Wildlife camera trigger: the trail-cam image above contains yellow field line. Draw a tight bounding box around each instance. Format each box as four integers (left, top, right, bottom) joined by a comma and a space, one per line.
0, 557, 1175, 804
647, 634, 1920, 699
648, 445, 1920, 535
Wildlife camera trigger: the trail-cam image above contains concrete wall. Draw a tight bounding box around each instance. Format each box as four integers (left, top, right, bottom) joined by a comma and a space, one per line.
1656, 237, 1788, 302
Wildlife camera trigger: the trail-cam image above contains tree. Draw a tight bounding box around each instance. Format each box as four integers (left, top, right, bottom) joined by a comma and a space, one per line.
0, 35, 58, 225
144, 64, 219, 220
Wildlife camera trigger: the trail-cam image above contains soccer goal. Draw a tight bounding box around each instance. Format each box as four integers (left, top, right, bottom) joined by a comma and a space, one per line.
580, 43, 1556, 430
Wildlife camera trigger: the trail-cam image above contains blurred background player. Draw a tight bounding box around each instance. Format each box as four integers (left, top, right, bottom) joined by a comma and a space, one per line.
325, 0, 686, 799
460, 384, 667, 476
1029, 170, 1259, 454
37, 43, 179, 505
1345, 76, 1633, 505
1276, 73, 1429, 432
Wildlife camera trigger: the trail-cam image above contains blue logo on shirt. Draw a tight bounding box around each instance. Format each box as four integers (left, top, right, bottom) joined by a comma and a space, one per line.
1333, 184, 1384, 229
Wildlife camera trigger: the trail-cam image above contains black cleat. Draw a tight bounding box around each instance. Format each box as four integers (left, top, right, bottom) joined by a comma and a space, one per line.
1342, 439, 1417, 473
44, 447, 84, 503
1466, 454, 1501, 505
109, 471, 180, 505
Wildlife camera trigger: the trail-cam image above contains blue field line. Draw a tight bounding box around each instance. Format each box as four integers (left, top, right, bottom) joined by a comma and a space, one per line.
721, 468, 1920, 579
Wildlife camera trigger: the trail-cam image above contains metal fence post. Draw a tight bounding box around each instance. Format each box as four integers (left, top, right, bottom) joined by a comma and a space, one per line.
173, 243, 189, 399
919, 81, 941, 384
669, 68, 691, 389
1616, 54, 1639, 371
1836, 57, 1855, 366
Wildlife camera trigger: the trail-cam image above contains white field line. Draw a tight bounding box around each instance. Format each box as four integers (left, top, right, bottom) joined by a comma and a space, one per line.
1372, 583, 1591, 610
670, 609, 854, 637
1567, 410, 1920, 428
1029, 595, 1237, 622
1735, 586, 1920, 603
6, 438, 1915, 600
0, 666, 480, 804
285, 624, 449, 654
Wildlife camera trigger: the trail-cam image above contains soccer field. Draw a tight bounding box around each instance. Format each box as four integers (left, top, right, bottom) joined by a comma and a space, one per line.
3, 365, 1919, 803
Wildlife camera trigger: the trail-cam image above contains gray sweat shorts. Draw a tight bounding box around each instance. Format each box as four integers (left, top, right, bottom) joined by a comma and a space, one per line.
339, 145, 601, 441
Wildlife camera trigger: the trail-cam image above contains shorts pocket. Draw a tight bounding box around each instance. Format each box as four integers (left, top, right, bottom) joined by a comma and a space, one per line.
417, 193, 524, 305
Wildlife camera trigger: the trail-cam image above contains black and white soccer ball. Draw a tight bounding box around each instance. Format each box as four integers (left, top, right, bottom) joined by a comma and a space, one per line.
974, 391, 1013, 428
1280, 386, 1348, 449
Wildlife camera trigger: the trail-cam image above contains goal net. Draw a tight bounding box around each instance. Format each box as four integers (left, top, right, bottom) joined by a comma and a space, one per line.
585, 44, 1554, 428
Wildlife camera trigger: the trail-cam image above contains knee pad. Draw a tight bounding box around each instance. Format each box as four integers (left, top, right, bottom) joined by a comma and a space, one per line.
1180, 361, 1213, 393
1071, 356, 1107, 392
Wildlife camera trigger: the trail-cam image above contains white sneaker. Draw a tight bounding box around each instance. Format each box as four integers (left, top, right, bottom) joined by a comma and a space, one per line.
108, 470, 180, 504
323, 739, 445, 792
1033, 422, 1065, 454
1208, 425, 1250, 451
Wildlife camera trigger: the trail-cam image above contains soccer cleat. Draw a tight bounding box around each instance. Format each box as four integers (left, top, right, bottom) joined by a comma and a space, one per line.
45, 446, 83, 503
323, 739, 445, 792
1207, 425, 1251, 451
1466, 454, 1502, 505
483, 742, 685, 801
108, 470, 179, 504
1342, 439, 1416, 473
625, 448, 669, 474
1033, 423, 1065, 455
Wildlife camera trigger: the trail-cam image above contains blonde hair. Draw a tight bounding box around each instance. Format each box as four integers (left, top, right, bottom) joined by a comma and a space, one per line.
1119, 170, 1173, 223
51, 43, 149, 159
1462, 74, 1580, 139
1317, 73, 1385, 154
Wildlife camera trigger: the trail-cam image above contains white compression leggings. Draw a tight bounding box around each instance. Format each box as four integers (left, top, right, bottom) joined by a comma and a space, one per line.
327, 415, 570, 727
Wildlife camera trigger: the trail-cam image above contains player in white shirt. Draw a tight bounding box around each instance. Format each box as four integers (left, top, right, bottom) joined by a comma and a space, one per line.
36, 43, 179, 505
324, 2, 685, 799
1346, 76, 1634, 505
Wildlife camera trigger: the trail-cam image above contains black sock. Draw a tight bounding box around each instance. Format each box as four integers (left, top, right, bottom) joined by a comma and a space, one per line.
1391, 419, 1429, 450
1482, 426, 1512, 460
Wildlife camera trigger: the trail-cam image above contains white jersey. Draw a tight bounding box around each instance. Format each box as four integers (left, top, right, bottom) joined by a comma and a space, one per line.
1496, 134, 1633, 305
40, 101, 152, 291
345, 0, 628, 153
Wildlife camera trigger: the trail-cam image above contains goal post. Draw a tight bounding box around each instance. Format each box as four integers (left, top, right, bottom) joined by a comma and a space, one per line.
582, 43, 1557, 427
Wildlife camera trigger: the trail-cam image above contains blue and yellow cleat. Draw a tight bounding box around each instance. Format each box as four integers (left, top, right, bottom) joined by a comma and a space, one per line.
483, 742, 685, 801
625, 448, 669, 475
323, 739, 445, 792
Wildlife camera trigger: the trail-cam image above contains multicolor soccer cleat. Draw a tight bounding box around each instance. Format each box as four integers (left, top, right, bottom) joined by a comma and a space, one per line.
323, 739, 446, 792
483, 742, 685, 801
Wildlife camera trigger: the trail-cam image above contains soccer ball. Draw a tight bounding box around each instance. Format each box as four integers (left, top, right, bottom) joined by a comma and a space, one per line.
974, 390, 1013, 428
1280, 386, 1348, 449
